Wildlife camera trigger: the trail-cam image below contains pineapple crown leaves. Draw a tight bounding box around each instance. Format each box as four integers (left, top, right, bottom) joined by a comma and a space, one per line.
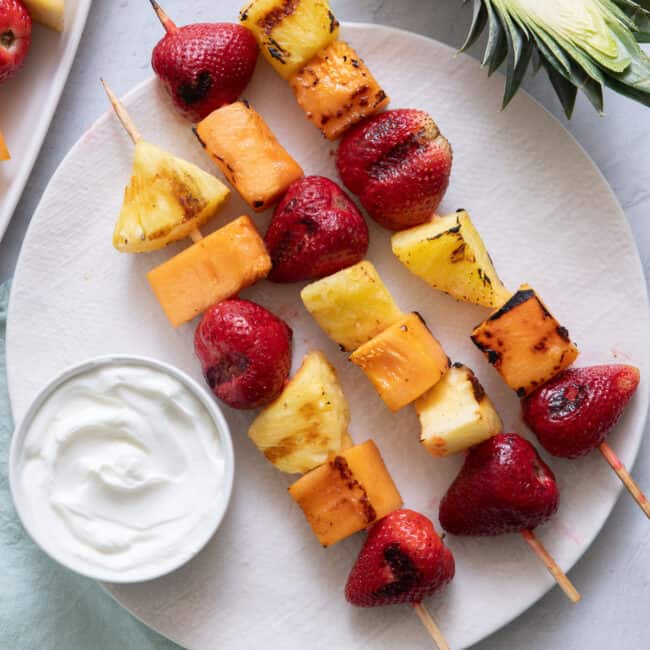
460, 0, 650, 118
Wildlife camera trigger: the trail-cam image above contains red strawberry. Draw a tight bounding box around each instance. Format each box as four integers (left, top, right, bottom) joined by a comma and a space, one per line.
439, 433, 559, 536
0, 0, 31, 84
194, 298, 292, 410
345, 509, 455, 607
150, 1, 258, 122
337, 109, 452, 231
522, 365, 640, 459
264, 176, 369, 283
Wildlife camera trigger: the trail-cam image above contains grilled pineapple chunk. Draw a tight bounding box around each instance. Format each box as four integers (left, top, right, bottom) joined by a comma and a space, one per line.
416, 363, 502, 456
350, 313, 450, 412
240, 0, 339, 79
391, 210, 510, 308
113, 141, 229, 253
301, 261, 403, 351
249, 351, 352, 474
289, 440, 402, 546
471, 284, 579, 396
0, 130, 9, 161
22, 0, 64, 32
290, 41, 389, 140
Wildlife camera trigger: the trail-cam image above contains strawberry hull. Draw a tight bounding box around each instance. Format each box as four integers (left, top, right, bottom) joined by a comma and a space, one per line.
522, 365, 641, 458
337, 109, 452, 231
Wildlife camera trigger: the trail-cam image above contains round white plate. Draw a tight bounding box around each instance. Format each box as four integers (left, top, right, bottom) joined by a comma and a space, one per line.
7, 23, 649, 650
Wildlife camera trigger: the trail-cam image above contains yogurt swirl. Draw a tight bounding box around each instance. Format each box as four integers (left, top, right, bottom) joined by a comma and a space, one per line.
14, 361, 228, 581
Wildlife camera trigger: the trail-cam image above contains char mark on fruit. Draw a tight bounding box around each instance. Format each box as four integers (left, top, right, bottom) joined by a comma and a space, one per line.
366, 132, 425, 181
468, 371, 486, 402
178, 71, 213, 105
205, 351, 250, 388
548, 382, 587, 418
486, 288, 535, 322
258, 0, 299, 34
331, 456, 377, 523
374, 543, 421, 598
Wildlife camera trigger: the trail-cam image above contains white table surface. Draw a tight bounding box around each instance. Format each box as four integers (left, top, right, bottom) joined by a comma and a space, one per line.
1, 1, 648, 648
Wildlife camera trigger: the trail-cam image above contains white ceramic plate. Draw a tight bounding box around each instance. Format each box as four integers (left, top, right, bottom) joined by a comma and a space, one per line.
7, 23, 650, 650
0, 0, 92, 241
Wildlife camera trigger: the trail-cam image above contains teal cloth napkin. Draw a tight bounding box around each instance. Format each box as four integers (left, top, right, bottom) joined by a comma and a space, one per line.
0, 281, 181, 649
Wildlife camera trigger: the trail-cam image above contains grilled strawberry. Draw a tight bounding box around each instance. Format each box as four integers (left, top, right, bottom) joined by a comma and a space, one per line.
345, 509, 454, 607
522, 365, 640, 458
0, 0, 32, 84
439, 433, 559, 536
150, 1, 258, 122
337, 109, 452, 231
264, 176, 369, 283
194, 298, 292, 410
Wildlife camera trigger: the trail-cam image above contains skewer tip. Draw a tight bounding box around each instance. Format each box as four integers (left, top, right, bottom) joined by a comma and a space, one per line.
148, 0, 177, 33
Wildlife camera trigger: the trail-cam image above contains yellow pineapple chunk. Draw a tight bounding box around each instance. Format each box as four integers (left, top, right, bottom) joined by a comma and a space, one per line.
195, 101, 303, 212
350, 313, 450, 412
113, 141, 230, 253
300, 260, 403, 351
249, 351, 352, 474
147, 216, 271, 327
0, 130, 9, 161
471, 284, 579, 396
240, 0, 339, 79
289, 440, 402, 546
22, 0, 64, 32
416, 363, 502, 457
289, 41, 389, 140
391, 210, 511, 308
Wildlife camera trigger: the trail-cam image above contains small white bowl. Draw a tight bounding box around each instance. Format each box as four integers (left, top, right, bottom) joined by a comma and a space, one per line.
9, 354, 235, 583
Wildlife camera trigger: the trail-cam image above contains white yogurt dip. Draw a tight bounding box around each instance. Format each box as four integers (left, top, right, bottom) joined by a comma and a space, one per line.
12, 359, 231, 582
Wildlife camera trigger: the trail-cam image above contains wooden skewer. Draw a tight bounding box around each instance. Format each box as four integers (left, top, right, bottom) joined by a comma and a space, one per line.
412, 602, 451, 650
520, 529, 581, 603
100, 78, 204, 242
599, 441, 650, 518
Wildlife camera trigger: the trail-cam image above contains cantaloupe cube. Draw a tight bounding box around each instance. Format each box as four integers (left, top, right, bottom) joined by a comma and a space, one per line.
195, 101, 303, 212
288, 439, 402, 546
300, 260, 403, 351
416, 363, 502, 456
471, 284, 579, 396
147, 216, 271, 327
0, 130, 9, 161
350, 313, 450, 412
240, 0, 339, 79
289, 41, 389, 140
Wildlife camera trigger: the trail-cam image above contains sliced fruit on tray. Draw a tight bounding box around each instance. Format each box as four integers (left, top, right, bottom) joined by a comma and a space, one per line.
0, 0, 32, 84
337, 108, 452, 231
471, 284, 579, 397
264, 175, 368, 283
289, 439, 402, 547
301, 260, 403, 351
21, 0, 63, 32
416, 362, 503, 457
239, 0, 339, 79
350, 313, 450, 412
391, 210, 511, 308
195, 100, 303, 211
249, 351, 352, 473
290, 40, 389, 140
0, 129, 9, 161
523, 364, 640, 459
149, 1, 259, 122
346, 509, 455, 607
195, 298, 292, 410
439, 432, 559, 536
113, 140, 230, 253
147, 215, 271, 327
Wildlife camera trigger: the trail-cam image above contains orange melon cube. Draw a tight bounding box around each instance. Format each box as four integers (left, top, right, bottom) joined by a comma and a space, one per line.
290, 41, 389, 140
147, 216, 271, 327
0, 130, 9, 161
350, 313, 450, 412
288, 440, 402, 547
471, 284, 579, 396
195, 101, 303, 212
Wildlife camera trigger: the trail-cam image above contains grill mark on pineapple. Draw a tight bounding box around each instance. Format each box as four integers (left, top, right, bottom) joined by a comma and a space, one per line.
467, 370, 486, 402
258, 0, 298, 45
331, 456, 376, 524
327, 10, 339, 33
166, 173, 208, 220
